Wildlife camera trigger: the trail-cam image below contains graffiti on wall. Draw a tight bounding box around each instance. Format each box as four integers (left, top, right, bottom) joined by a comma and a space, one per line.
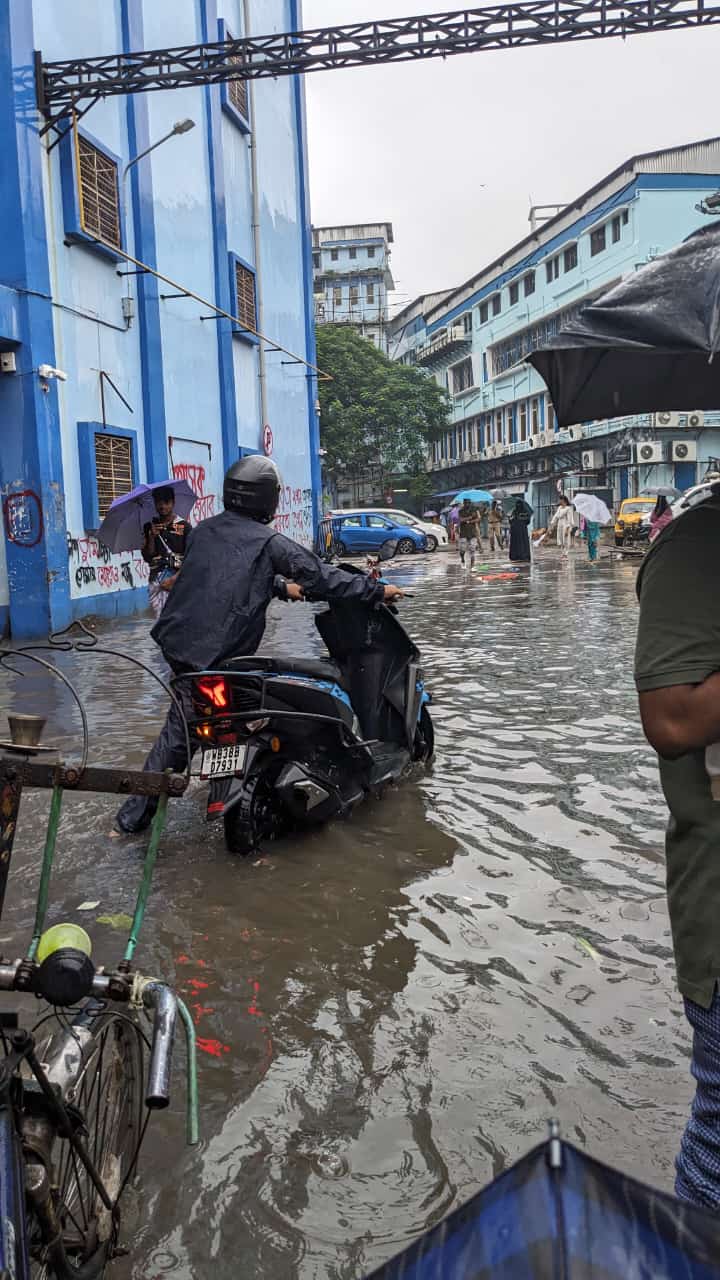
171, 463, 216, 524
3, 491, 43, 548
273, 485, 313, 546
67, 533, 150, 599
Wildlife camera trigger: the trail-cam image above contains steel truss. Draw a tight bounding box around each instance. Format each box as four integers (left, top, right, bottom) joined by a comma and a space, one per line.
36, 0, 720, 134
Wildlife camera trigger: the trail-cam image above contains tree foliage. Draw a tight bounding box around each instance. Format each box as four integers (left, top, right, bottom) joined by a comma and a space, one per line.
316, 325, 450, 488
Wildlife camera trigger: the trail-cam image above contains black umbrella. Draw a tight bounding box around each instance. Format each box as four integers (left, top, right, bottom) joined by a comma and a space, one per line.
528, 222, 720, 427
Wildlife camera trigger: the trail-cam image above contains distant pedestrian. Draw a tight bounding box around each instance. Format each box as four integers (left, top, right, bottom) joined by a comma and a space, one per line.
509, 497, 533, 562
142, 486, 191, 617
585, 519, 600, 563
549, 495, 575, 556
488, 501, 504, 553
448, 504, 460, 543
650, 494, 673, 542
457, 498, 481, 568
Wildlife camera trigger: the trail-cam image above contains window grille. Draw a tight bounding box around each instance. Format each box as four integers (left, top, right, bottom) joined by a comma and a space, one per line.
234, 260, 257, 331
78, 135, 121, 248
95, 433, 133, 518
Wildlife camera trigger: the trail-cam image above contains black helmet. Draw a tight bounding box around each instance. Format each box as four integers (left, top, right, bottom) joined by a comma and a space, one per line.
223, 456, 281, 523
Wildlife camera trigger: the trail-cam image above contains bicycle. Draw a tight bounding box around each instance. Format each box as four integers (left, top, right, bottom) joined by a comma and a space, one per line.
0, 623, 199, 1277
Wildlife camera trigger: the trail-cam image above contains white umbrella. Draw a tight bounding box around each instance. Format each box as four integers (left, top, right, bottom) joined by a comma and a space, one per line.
572, 493, 612, 525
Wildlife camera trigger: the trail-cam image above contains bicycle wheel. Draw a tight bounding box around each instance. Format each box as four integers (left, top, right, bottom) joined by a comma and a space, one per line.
29, 1009, 146, 1279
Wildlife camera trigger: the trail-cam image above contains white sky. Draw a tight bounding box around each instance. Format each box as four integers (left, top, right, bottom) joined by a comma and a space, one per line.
303, 1, 720, 310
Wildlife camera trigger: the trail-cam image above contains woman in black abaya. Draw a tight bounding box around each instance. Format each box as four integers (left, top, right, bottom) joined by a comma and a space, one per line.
509, 497, 533, 562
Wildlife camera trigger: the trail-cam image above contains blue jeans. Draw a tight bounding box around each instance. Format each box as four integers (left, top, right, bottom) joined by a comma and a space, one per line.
676, 991, 720, 1208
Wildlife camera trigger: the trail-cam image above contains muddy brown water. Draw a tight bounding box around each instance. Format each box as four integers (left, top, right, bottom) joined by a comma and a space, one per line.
0, 549, 690, 1278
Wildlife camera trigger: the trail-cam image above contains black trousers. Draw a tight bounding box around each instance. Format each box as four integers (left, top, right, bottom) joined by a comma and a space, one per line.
116, 679, 197, 833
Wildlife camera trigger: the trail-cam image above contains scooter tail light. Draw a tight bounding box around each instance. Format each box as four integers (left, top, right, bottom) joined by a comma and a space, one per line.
246, 717, 270, 733
195, 677, 229, 709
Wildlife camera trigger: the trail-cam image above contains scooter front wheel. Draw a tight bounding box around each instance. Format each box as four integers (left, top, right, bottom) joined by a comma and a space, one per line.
223, 764, 289, 856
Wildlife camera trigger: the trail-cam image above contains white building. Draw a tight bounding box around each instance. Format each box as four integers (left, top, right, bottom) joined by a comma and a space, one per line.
312, 223, 394, 351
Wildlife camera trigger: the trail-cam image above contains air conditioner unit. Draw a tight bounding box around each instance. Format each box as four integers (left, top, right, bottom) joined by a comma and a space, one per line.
496, 444, 508, 457
424, 458, 434, 472
635, 440, 663, 464
448, 326, 465, 341
672, 440, 697, 462
655, 411, 681, 429
528, 435, 540, 450
687, 411, 705, 429
581, 449, 604, 470
537, 432, 550, 448
461, 451, 473, 462
567, 426, 584, 441
485, 444, 498, 459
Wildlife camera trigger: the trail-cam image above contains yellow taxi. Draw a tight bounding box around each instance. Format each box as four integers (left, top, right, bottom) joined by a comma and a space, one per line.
614, 497, 655, 546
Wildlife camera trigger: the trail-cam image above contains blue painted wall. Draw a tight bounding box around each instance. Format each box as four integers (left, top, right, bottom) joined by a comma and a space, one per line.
0, 0, 318, 635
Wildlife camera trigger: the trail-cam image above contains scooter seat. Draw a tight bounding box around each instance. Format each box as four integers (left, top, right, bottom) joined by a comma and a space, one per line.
226, 654, 349, 691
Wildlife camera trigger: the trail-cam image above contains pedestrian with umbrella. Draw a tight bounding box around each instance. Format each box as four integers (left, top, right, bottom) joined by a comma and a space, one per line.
572, 493, 613, 563
97, 478, 196, 617
650, 494, 674, 541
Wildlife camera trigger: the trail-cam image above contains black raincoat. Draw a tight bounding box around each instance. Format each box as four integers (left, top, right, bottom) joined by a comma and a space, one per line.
151, 509, 385, 670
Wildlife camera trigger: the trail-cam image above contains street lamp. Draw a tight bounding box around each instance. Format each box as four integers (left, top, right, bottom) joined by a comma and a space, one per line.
122, 118, 196, 193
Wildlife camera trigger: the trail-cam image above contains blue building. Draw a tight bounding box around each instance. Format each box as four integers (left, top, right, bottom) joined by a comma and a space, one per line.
312, 223, 394, 352
390, 139, 720, 527
0, 0, 320, 638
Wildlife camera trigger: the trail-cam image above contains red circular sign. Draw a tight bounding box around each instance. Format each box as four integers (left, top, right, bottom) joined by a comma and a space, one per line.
263, 424, 273, 457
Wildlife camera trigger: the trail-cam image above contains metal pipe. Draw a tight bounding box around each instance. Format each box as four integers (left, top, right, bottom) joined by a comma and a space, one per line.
176, 997, 199, 1145
243, 0, 267, 430
142, 981, 177, 1110
27, 785, 63, 961
124, 792, 168, 964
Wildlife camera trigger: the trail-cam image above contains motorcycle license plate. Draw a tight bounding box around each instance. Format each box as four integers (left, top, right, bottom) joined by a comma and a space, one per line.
200, 744, 247, 780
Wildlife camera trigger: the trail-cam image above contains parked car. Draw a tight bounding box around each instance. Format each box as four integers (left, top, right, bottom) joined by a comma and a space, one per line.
330, 512, 427, 557
670, 477, 719, 520
359, 508, 449, 552
614, 497, 654, 546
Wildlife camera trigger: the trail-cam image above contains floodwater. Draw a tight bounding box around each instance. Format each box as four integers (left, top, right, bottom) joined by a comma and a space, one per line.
0, 546, 691, 1278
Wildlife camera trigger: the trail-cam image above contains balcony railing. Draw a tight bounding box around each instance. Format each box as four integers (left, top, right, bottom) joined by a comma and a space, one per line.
412, 325, 471, 367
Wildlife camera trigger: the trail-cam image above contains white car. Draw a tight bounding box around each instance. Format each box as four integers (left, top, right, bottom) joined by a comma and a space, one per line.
352, 508, 448, 551
670, 477, 720, 520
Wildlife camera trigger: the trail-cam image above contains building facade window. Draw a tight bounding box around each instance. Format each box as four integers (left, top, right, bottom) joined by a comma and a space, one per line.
366, 283, 375, 302
95, 433, 133, 518
545, 255, 560, 283
506, 405, 514, 439
563, 244, 578, 272
479, 300, 489, 323
228, 70, 249, 121
218, 22, 251, 131
524, 272, 536, 297
451, 357, 474, 395
331, 249, 338, 261
349, 247, 357, 259
590, 225, 606, 256
233, 256, 257, 334
489, 294, 601, 376
367, 246, 376, 258
496, 410, 503, 443
509, 281, 519, 305
349, 285, 359, 305
463, 311, 472, 334
531, 397, 540, 433
313, 253, 320, 269
333, 287, 342, 306
519, 401, 528, 441
546, 397, 556, 431
492, 293, 501, 316
77, 135, 122, 249
611, 214, 622, 243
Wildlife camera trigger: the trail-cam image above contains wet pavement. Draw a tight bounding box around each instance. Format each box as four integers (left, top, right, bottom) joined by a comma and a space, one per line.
0, 545, 690, 1278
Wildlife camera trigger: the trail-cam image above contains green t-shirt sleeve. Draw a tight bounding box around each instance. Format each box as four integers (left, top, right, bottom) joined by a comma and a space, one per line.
635, 526, 720, 691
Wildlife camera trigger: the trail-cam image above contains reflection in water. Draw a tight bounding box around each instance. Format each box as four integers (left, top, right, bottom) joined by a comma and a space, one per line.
0, 552, 691, 1278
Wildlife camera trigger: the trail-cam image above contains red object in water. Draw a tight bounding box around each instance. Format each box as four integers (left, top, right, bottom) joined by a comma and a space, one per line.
196, 1037, 231, 1058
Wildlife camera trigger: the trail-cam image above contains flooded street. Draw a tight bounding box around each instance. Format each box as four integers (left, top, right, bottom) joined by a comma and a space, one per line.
0, 548, 690, 1279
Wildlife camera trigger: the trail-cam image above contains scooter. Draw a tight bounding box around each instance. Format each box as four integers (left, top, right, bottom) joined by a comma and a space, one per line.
182, 577, 434, 855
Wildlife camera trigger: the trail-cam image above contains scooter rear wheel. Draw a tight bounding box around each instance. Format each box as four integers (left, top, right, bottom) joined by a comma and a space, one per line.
223, 764, 288, 856
413, 706, 435, 763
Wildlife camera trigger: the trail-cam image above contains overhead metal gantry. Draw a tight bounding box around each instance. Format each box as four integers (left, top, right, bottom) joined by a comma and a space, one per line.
36, 0, 720, 136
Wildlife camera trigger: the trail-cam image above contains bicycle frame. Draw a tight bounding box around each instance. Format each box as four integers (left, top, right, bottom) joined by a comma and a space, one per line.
0, 1094, 31, 1279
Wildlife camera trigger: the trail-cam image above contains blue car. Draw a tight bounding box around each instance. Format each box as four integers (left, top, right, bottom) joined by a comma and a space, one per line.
330, 511, 427, 557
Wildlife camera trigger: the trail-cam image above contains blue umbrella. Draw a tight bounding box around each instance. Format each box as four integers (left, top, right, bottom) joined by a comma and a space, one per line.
97, 478, 197, 553
453, 488, 494, 505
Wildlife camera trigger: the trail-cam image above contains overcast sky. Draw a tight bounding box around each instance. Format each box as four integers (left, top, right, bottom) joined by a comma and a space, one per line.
303, 1, 720, 310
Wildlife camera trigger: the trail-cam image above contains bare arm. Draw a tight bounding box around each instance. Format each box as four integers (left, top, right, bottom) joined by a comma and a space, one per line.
639, 676, 720, 758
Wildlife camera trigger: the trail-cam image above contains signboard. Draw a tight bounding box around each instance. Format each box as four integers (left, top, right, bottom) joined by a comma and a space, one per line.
263, 424, 273, 457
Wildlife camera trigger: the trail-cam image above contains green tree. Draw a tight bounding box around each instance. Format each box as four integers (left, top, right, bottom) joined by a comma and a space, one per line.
316, 325, 449, 499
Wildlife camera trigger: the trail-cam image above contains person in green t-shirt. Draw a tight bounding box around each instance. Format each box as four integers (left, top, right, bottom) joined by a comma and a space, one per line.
635, 488, 720, 1208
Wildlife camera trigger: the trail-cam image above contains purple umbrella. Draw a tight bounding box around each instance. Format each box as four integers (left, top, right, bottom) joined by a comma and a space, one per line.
97, 479, 198, 553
